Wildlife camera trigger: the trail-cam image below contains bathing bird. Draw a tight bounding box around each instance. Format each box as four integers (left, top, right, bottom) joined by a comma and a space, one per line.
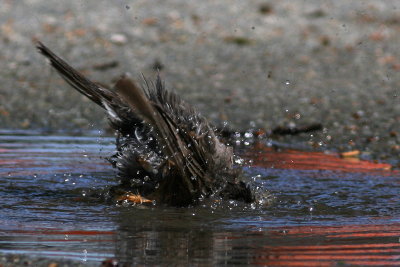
37, 42, 253, 206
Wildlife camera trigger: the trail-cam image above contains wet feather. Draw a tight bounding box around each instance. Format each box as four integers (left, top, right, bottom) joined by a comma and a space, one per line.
37, 41, 254, 206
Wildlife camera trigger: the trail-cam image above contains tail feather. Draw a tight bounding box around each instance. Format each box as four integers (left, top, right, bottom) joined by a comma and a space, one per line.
36, 41, 116, 109
36, 42, 145, 134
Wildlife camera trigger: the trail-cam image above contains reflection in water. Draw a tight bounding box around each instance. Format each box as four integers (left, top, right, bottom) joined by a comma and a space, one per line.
114, 210, 217, 265
114, 210, 400, 266
0, 132, 399, 266
113, 207, 257, 266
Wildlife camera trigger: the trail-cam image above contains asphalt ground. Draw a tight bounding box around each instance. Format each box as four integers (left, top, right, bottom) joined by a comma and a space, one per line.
1, 0, 399, 164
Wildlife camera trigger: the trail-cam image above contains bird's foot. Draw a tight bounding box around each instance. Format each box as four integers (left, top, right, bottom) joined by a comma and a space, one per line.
116, 193, 153, 204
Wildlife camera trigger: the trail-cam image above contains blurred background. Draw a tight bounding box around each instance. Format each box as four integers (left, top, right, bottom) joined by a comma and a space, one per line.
0, 0, 399, 163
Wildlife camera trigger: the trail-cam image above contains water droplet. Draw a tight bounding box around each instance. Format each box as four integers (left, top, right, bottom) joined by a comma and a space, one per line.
234, 158, 244, 164
82, 249, 87, 262
244, 132, 253, 138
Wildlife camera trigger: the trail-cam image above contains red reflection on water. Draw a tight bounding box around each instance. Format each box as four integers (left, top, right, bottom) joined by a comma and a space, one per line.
252, 223, 400, 266
0, 150, 110, 176
246, 143, 396, 174
11, 229, 114, 236
268, 224, 400, 236
241, 143, 400, 266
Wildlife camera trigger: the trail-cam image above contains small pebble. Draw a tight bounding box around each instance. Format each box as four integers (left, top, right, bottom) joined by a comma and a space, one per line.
110, 33, 127, 45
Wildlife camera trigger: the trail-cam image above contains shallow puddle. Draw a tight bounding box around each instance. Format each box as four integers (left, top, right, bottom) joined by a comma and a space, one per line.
0, 131, 399, 266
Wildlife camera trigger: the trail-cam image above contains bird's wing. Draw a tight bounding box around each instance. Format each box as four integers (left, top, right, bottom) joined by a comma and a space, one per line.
147, 76, 233, 176
114, 76, 202, 190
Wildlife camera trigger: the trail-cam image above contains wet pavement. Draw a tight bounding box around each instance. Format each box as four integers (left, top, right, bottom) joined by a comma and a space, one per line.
0, 1, 400, 164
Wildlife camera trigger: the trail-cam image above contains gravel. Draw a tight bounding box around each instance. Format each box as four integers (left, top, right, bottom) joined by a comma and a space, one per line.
0, 1, 399, 162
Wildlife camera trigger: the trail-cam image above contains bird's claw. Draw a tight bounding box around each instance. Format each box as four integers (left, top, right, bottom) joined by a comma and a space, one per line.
116, 193, 153, 204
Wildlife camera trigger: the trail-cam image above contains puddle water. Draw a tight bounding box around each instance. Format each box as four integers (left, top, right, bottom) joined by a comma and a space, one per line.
0, 131, 399, 266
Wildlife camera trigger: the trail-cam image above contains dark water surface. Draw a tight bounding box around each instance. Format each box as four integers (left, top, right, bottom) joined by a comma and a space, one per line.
0, 131, 399, 266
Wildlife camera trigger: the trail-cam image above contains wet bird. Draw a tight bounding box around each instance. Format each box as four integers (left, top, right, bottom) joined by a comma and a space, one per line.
37, 42, 254, 206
